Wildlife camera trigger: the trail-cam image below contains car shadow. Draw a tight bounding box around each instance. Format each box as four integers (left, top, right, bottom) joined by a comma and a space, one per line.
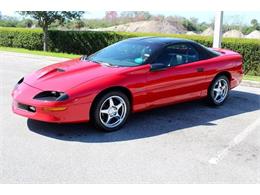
27, 90, 260, 143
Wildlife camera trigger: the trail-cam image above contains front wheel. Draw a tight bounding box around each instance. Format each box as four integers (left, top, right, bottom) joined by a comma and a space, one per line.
91, 91, 130, 132
207, 75, 230, 106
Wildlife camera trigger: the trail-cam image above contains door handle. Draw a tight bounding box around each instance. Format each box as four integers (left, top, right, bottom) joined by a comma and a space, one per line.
197, 67, 204, 72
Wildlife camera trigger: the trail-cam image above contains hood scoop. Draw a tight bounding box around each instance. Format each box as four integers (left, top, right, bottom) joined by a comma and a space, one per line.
38, 68, 65, 79
24, 59, 123, 92
56, 68, 65, 72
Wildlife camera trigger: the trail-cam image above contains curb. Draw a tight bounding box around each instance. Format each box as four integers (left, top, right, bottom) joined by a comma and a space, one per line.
241, 80, 260, 88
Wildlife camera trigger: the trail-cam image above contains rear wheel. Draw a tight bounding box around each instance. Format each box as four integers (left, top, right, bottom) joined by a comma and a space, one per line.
208, 75, 230, 106
91, 91, 130, 132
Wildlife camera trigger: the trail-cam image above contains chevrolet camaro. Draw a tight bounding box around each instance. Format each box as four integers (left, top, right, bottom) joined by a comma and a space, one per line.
12, 37, 243, 131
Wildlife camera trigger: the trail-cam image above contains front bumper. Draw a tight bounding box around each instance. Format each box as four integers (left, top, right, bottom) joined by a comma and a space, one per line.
12, 82, 91, 123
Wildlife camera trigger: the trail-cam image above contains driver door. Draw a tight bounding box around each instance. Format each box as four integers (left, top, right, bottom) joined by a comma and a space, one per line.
145, 43, 207, 108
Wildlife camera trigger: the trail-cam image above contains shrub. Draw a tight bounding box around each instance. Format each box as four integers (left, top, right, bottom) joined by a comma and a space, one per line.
0, 27, 259, 75
0, 27, 42, 50
48, 30, 126, 55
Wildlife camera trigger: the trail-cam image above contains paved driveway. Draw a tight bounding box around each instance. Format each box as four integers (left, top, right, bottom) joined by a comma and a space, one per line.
0, 51, 259, 183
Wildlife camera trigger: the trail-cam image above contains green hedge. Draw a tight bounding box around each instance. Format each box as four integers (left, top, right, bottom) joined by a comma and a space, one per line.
0, 27, 43, 50
0, 27, 259, 75
48, 30, 126, 55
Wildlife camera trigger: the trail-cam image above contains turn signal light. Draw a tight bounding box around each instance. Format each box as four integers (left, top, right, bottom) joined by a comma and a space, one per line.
43, 107, 67, 111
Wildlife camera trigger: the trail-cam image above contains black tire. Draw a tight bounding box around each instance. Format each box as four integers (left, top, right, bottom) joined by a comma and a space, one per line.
207, 75, 230, 106
91, 91, 130, 132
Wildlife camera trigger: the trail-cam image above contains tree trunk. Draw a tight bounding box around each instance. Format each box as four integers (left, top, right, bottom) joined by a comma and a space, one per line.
43, 25, 48, 51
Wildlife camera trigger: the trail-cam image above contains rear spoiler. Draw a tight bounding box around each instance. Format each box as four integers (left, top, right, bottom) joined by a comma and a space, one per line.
212, 48, 240, 56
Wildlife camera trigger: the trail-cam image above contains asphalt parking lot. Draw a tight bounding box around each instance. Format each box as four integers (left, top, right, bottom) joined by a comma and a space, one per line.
0, 51, 259, 183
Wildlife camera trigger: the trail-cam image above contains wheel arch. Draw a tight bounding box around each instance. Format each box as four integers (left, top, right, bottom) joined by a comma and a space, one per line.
213, 71, 232, 83
89, 86, 133, 118
209, 71, 232, 90
207, 71, 232, 94
207, 71, 231, 106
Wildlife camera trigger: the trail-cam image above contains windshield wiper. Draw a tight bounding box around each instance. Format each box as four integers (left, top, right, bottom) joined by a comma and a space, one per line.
91, 60, 117, 67
80, 55, 88, 61
99, 62, 114, 67
90, 60, 101, 64
81, 57, 117, 67
80, 56, 99, 63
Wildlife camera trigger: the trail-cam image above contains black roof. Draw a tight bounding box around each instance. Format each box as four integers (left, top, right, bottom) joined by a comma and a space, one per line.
126, 36, 195, 46
124, 36, 219, 59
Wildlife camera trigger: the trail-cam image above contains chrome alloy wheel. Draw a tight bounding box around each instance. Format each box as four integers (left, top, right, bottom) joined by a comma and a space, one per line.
99, 96, 127, 128
213, 79, 229, 104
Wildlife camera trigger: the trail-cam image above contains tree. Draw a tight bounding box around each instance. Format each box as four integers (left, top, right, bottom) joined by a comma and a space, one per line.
18, 11, 84, 51
190, 17, 198, 25
74, 20, 85, 30
0, 15, 19, 27
17, 19, 34, 28
105, 11, 118, 22
182, 18, 197, 31
120, 11, 135, 19
251, 19, 258, 28
250, 19, 260, 30
133, 11, 151, 21
153, 14, 165, 22
120, 11, 151, 22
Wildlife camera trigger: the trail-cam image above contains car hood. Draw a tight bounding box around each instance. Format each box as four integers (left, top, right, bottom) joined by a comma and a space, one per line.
24, 58, 126, 91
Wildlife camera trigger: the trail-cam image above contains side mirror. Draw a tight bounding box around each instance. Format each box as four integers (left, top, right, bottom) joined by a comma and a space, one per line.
80, 55, 88, 61
150, 63, 169, 71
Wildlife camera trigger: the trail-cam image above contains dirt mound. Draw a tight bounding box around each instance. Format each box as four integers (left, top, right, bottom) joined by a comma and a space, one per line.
223, 30, 244, 38
186, 31, 197, 35
201, 27, 214, 36
245, 30, 260, 39
96, 20, 186, 34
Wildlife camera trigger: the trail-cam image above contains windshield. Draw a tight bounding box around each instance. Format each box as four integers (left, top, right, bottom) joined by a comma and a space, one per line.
87, 41, 158, 67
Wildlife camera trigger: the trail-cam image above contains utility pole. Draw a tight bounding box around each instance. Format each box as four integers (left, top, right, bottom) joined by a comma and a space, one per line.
213, 11, 224, 48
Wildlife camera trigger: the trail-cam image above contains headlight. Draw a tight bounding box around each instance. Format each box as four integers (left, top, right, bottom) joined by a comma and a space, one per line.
33, 91, 69, 101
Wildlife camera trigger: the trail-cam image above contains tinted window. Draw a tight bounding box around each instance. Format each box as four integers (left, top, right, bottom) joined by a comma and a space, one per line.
154, 43, 200, 66
87, 41, 159, 67
192, 42, 220, 59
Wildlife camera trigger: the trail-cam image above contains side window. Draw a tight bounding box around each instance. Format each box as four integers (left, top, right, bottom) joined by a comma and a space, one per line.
186, 44, 200, 63
154, 44, 200, 66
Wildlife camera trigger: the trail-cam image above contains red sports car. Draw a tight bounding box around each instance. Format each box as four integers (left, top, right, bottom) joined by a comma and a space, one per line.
12, 37, 243, 131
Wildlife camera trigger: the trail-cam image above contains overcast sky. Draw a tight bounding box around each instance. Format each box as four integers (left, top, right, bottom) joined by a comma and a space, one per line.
1, 11, 260, 24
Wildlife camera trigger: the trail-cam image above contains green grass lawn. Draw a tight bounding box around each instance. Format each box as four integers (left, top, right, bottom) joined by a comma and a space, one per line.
0, 46, 259, 82
243, 75, 260, 82
0, 46, 80, 59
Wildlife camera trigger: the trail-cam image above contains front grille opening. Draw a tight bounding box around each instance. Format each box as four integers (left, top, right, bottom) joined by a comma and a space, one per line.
17, 103, 36, 113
